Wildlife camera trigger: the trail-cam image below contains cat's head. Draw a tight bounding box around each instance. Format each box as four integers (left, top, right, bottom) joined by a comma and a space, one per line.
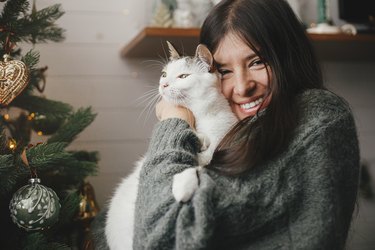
159, 41, 220, 107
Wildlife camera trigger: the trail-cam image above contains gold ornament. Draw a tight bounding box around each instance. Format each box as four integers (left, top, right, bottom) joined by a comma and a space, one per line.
77, 181, 100, 250
77, 181, 100, 223
0, 54, 30, 106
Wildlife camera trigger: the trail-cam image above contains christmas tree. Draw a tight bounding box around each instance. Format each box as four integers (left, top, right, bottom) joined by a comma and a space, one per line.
0, 0, 99, 249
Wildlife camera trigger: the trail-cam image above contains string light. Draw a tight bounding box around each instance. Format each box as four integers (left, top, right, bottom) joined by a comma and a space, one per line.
8, 139, 17, 151
28, 112, 35, 121
3, 113, 10, 120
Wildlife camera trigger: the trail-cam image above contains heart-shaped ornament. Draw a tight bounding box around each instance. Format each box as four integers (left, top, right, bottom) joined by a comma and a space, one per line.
0, 54, 30, 106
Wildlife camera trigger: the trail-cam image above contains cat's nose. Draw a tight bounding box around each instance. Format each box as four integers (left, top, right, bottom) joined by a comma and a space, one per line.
161, 83, 169, 88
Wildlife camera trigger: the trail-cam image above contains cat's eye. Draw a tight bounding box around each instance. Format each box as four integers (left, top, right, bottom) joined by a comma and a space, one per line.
178, 74, 190, 79
161, 71, 167, 77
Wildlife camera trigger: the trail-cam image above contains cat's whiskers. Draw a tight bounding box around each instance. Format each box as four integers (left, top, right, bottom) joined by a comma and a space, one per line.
138, 94, 161, 125
141, 59, 166, 71
145, 94, 162, 124
136, 88, 161, 125
134, 88, 159, 106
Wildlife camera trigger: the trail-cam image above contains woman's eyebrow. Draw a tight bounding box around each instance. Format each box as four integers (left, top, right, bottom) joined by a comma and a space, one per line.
246, 53, 258, 61
214, 61, 224, 68
215, 52, 258, 68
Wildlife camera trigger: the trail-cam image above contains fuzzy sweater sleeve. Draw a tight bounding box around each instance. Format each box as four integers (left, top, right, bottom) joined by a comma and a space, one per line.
133, 118, 217, 249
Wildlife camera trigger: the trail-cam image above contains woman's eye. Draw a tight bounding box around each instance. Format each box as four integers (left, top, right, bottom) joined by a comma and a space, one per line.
178, 74, 190, 79
218, 69, 230, 76
249, 59, 265, 68
161, 71, 167, 77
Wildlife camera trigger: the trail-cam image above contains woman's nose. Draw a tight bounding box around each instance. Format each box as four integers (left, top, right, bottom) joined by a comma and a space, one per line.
233, 72, 255, 96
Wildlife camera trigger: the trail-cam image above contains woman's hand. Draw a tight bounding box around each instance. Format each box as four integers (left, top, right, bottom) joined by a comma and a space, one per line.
156, 100, 195, 129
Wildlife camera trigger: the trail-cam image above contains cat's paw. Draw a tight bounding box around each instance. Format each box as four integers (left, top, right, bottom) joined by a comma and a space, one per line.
198, 151, 212, 166
196, 133, 210, 151
172, 168, 199, 202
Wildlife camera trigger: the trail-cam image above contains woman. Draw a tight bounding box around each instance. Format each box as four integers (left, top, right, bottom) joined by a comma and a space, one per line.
133, 0, 360, 249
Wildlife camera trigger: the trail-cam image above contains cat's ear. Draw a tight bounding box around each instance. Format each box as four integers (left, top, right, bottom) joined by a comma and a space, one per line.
195, 44, 214, 72
166, 41, 180, 60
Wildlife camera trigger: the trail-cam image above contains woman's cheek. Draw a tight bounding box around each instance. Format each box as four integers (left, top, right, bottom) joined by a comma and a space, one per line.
220, 80, 232, 100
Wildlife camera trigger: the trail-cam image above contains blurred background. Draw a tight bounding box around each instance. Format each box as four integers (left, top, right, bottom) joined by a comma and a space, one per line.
4, 0, 374, 249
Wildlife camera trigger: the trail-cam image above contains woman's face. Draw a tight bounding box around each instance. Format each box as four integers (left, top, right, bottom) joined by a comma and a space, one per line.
213, 32, 272, 120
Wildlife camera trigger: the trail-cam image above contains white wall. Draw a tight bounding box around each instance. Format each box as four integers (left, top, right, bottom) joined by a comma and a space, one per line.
28, 0, 374, 249
33, 0, 158, 208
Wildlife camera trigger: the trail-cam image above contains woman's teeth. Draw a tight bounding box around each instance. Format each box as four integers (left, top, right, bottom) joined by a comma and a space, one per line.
240, 97, 264, 110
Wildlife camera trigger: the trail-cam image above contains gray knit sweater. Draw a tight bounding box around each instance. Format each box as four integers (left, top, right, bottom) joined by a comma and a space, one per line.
92, 89, 359, 250
130, 89, 359, 250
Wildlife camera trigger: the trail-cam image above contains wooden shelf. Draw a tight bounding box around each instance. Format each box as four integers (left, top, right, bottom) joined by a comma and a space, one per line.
121, 27, 375, 61
121, 27, 200, 58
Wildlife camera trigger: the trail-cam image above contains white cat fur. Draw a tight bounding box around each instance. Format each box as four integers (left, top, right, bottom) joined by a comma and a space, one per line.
105, 42, 237, 249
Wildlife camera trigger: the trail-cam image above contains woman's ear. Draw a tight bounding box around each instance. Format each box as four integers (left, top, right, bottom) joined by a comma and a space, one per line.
166, 41, 180, 60
195, 44, 214, 72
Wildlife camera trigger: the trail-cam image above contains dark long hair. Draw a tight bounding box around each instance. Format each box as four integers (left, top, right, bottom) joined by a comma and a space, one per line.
201, 0, 324, 175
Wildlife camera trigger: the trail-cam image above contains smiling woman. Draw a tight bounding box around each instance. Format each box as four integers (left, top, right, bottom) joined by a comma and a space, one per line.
94, 0, 361, 249
200, 0, 326, 174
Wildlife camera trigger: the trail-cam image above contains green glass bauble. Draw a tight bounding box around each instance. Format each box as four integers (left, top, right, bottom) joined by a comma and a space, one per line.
9, 178, 61, 231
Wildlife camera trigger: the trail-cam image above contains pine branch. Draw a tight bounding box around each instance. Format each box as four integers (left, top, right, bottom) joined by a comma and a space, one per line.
12, 95, 73, 119
0, 123, 9, 154
24, 233, 48, 250
0, 1, 64, 46
48, 107, 97, 145
24, 143, 98, 186
55, 191, 81, 227
0, 0, 29, 24
22, 50, 47, 95
22, 49, 40, 70
71, 150, 100, 163
0, 154, 25, 196
71, 160, 98, 177
56, 159, 98, 183
24, 232, 70, 250
21, 4, 65, 44
25, 142, 71, 169
44, 243, 70, 250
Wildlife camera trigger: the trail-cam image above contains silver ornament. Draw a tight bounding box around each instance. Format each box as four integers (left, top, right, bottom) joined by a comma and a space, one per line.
9, 178, 61, 231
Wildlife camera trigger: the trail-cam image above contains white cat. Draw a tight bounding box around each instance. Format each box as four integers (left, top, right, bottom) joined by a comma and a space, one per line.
105, 42, 237, 250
